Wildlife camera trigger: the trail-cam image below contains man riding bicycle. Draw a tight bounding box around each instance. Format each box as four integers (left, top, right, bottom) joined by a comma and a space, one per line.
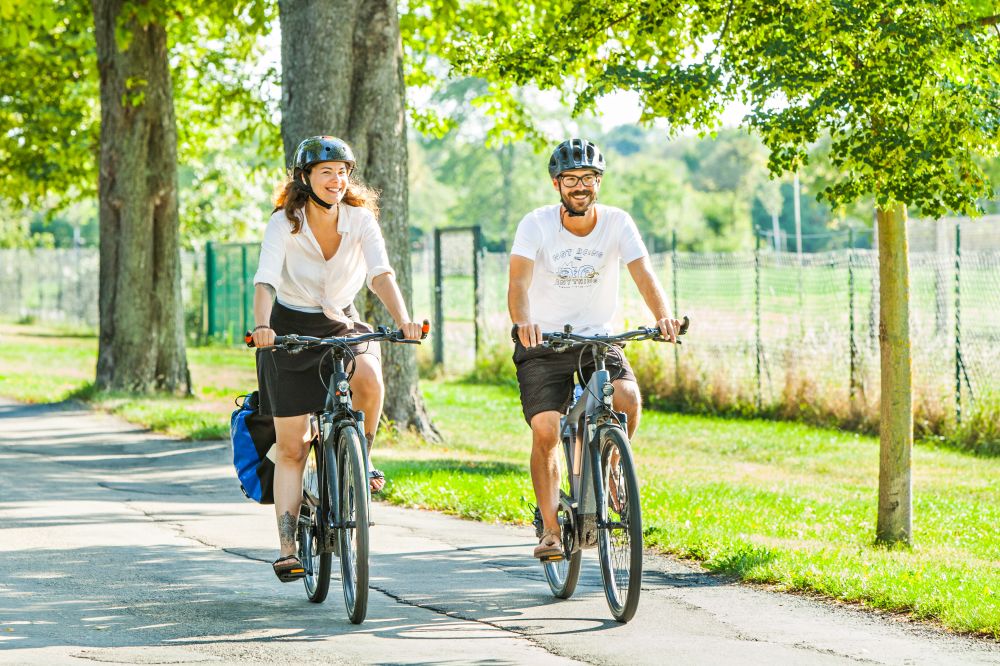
508, 138, 683, 560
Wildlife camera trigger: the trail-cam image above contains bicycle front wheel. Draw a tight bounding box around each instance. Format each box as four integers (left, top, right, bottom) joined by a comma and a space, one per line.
596, 426, 643, 622
300, 446, 331, 603
337, 426, 370, 624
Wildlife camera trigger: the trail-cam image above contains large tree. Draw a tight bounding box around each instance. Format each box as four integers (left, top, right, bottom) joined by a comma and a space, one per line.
443, 0, 1000, 545
279, 0, 436, 437
1, 0, 274, 393
91, 0, 189, 393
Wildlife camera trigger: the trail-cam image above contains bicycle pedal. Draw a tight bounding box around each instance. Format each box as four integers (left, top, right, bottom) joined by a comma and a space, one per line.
540, 553, 564, 563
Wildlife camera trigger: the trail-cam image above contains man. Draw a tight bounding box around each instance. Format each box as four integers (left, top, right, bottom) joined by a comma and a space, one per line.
508, 138, 682, 559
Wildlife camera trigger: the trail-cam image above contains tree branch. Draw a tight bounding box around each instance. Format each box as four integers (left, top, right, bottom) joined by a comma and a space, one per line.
957, 14, 1000, 30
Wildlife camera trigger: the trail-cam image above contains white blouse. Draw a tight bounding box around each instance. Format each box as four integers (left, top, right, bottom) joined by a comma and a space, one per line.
253, 204, 394, 321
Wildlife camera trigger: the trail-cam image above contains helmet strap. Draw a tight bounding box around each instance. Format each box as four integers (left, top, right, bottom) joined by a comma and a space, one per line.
308, 190, 334, 210
299, 171, 334, 210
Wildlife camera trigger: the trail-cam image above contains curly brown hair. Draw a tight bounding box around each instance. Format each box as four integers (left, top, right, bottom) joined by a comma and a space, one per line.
272, 170, 381, 234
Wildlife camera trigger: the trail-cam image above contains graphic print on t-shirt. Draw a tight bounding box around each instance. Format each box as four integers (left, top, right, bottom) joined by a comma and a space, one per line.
552, 247, 606, 288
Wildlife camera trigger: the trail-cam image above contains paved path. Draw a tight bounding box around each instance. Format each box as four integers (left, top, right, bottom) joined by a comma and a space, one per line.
0, 399, 997, 665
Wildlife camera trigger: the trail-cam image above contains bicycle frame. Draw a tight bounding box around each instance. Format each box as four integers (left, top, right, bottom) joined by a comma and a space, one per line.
559, 345, 627, 550
312, 348, 369, 552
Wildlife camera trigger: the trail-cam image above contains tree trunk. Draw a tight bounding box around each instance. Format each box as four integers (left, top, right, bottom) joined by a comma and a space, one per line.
279, 0, 437, 438
875, 202, 912, 546
91, 0, 190, 394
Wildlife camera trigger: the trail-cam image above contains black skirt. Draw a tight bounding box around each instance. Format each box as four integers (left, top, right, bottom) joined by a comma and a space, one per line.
256, 302, 380, 417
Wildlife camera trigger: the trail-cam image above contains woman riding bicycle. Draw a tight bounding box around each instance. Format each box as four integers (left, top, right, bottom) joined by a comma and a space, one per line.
250, 136, 422, 582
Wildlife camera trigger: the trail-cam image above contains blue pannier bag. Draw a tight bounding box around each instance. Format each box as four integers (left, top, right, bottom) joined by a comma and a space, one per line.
230, 391, 276, 504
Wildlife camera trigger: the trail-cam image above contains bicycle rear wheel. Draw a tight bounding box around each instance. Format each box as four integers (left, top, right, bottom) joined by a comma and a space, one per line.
596, 426, 643, 622
299, 445, 331, 603
337, 425, 370, 624
542, 493, 582, 598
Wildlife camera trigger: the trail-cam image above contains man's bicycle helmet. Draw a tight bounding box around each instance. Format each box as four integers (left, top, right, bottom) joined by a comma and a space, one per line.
548, 138, 606, 179
292, 136, 356, 176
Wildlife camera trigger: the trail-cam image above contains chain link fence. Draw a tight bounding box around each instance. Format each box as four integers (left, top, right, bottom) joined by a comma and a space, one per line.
2, 217, 998, 447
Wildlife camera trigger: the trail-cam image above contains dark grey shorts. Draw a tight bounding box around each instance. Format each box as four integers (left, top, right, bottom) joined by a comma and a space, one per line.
512, 341, 636, 425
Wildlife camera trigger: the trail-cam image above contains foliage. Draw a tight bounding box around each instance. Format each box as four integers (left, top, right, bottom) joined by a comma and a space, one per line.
443, 0, 1000, 216
0, 0, 279, 245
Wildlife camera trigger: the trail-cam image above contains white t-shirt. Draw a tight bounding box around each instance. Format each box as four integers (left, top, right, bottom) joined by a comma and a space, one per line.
253, 205, 394, 321
510, 203, 648, 335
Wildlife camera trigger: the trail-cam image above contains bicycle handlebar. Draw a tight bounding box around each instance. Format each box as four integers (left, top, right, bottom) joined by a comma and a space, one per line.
245, 319, 430, 349
512, 316, 690, 346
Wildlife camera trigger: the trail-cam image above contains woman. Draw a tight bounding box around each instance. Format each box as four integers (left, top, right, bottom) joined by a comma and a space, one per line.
250, 135, 422, 582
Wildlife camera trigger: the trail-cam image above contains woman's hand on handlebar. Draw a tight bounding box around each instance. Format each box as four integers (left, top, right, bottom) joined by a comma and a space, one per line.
251, 325, 275, 348
399, 321, 423, 341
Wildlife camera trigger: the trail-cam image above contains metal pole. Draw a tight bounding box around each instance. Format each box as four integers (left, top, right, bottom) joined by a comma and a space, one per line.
433, 228, 444, 366
754, 229, 763, 412
848, 225, 857, 401
473, 225, 483, 360
672, 230, 679, 388
955, 221, 962, 426
794, 172, 802, 259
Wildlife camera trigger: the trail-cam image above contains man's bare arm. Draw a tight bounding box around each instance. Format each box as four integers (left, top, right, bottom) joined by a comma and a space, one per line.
508, 255, 541, 347
627, 256, 680, 342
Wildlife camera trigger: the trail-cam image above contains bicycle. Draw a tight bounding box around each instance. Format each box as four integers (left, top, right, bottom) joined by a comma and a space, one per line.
528, 317, 689, 623
245, 321, 427, 624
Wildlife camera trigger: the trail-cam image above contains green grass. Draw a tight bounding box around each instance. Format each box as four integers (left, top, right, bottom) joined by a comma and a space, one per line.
0, 322, 998, 638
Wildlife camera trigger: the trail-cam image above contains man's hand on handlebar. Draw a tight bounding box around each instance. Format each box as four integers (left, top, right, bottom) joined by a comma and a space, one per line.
514, 322, 543, 348
655, 316, 684, 344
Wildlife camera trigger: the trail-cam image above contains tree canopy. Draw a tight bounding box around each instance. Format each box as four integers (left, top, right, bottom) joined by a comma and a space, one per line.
442, 0, 1000, 215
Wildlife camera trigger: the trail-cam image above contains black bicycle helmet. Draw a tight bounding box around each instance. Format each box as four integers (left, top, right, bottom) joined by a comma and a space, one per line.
291, 136, 355, 210
292, 135, 356, 175
548, 138, 606, 179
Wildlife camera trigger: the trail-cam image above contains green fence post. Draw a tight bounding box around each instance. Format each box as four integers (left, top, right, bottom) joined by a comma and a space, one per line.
433, 228, 444, 366
240, 244, 249, 337
206, 241, 216, 339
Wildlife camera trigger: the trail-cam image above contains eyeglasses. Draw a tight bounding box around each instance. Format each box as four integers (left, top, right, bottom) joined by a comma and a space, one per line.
559, 173, 600, 188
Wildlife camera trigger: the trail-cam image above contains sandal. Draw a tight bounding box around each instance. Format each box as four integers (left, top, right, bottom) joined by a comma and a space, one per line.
533, 528, 564, 561
369, 468, 386, 493
272, 555, 306, 583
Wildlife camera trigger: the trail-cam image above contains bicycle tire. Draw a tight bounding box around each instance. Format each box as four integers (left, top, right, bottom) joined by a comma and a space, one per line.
542, 492, 582, 598
542, 426, 582, 598
300, 445, 332, 603
596, 426, 643, 622
337, 425, 370, 624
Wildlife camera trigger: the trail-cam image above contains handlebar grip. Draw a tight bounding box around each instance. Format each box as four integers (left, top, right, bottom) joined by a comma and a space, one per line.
679, 315, 690, 336
421, 319, 431, 340
245, 331, 255, 348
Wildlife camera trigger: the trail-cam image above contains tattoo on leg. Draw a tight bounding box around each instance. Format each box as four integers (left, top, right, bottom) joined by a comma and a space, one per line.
278, 511, 297, 551
366, 431, 375, 453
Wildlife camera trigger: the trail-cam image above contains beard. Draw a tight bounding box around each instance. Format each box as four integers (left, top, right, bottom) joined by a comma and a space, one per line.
560, 189, 596, 216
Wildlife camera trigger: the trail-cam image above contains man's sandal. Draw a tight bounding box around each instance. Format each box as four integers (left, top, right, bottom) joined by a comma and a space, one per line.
533, 528, 564, 561
369, 468, 386, 493
272, 555, 306, 583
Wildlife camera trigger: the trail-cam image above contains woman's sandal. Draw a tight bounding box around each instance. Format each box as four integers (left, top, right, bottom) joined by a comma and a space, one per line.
272, 555, 306, 583
533, 528, 564, 561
